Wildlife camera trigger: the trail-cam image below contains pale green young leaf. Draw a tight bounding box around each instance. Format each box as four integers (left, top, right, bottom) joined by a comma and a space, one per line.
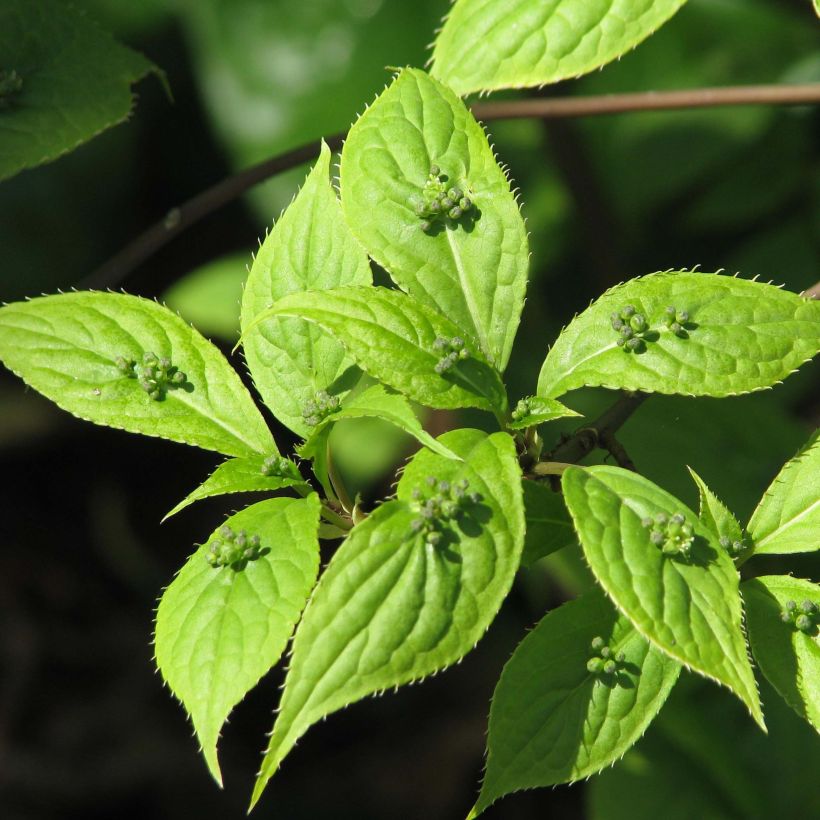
0, 0, 162, 181
508, 395, 581, 430
747, 431, 820, 556
431, 0, 687, 97
520, 479, 575, 567
251, 430, 523, 808
742, 575, 820, 734
687, 467, 747, 559
154, 495, 321, 785
537, 272, 820, 399
562, 465, 764, 728
339, 68, 528, 370
241, 142, 372, 437
163, 455, 308, 520
244, 286, 507, 413
297, 384, 459, 461
0, 292, 275, 458
471, 589, 680, 817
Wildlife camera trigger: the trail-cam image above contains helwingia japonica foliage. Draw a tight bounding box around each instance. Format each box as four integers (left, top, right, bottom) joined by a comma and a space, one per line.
154, 495, 321, 784
296, 383, 460, 461
688, 467, 747, 560
747, 431, 820, 556
251, 430, 524, 808
339, 68, 528, 371
743, 576, 820, 734
0, 292, 276, 458
431, 0, 688, 97
470, 589, 681, 817
508, 395, 580, 430
537, 272, 820, 400
163, 454, 308, 520
243, 286, 508, 414
241, 141, 372, 437
520, 479, 575, 567
562, 465, 764, 728
0, 0, 162, 181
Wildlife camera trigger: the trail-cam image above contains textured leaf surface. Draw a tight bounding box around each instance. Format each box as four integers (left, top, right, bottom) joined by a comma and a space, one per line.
688, 467, 745, 556
562, 465, 763, 727
245, 286, 507, 413
241, 142, 371, 437
521, 480, 575, 567
252, 430, 523, 807
747, 431, 820, 556
339, 68, 528, 370
431, 0, 687, 96
154, 495, 321, 784
537, 272, 820, 399
164, 455, 308, 520
0, 0, 160, 180
743, 576, 820, 734
472, 589, 680, 816
508, 396, 581, 430
298, 384, 459, 461
0, 292, 274, 457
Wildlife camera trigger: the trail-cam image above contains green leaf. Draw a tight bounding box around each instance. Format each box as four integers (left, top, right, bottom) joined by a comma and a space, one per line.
163, 252, 248, 341
163, 455, 308, 520
537, 272, 820, 399
339, 68, 528, 370
0, 0, 162, 181
747, 431, 820, 556
562, 465, 764, 728
742, 575, 820, 734
240, 142, 371, 437
0, 292, 275, 458
251, 430, 524, 808
688, 467, 746, 558
244, 286, 507, 414
297, 384, 459, 461
508, 395, 581, 430
431, 0, 687, 97
154, 495, 321, 785
471, 589, 680, 817
520, 479, 575, 567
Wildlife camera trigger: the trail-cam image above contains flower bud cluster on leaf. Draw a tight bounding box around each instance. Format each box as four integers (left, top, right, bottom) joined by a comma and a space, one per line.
586, 635, 626, 677
642, 512, 695, 558
206, 524, 264, 568
718, 534, 746, 557
780, 599, 819, 635
611, 305, 650, 353
117, 351, 188, 400
415, 164, 474, 232
410, 475, 481, 546
432, 335, 470, 373
663, 305, 691, 337
261, 454, 298, 479
301, 390, 341, 427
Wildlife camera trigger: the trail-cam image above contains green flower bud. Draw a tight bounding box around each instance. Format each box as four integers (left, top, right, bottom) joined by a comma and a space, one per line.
621, 305, 636, 319
603, 660, 617, 675
626, 337, 642, 351
172, 370, 186, 384
650, 531, 665, 546
600, 646, 612, 659
420, 220, 432, 232
800, 600, 815, 614
616, 651, 625, 663
441, 197, 454, 210
587, 657, 604, 674
433, 337, 448, 351
795, 614, 813, 633
781, 610, 793, 624
459, 197, 472, 210
449, 206, 463, 219
428, 199, 441, 213
426, 531, 442, 546
590, 636, 605, 651
786, 600, 797, 612
630, 314, 647, 333
678, 311, 689, 323
670, 322, 683, 335
429, 164, 440, 177
448, 187, 462, 200
719, 535, 731, 548
641, 516, 653, 528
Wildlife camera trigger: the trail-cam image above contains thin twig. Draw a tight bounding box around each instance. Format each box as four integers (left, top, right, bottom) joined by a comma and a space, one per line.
547, 392, 648, 466
803, 280, 820, 300
84, 83, 820, 289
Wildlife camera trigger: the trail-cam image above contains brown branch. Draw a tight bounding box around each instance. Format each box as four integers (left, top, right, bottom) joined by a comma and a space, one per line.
546, 392, 648, 466
84, 83, 820, 289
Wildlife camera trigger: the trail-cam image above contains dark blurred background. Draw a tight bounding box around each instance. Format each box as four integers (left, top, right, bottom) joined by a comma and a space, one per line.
1, 1, 819, 817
